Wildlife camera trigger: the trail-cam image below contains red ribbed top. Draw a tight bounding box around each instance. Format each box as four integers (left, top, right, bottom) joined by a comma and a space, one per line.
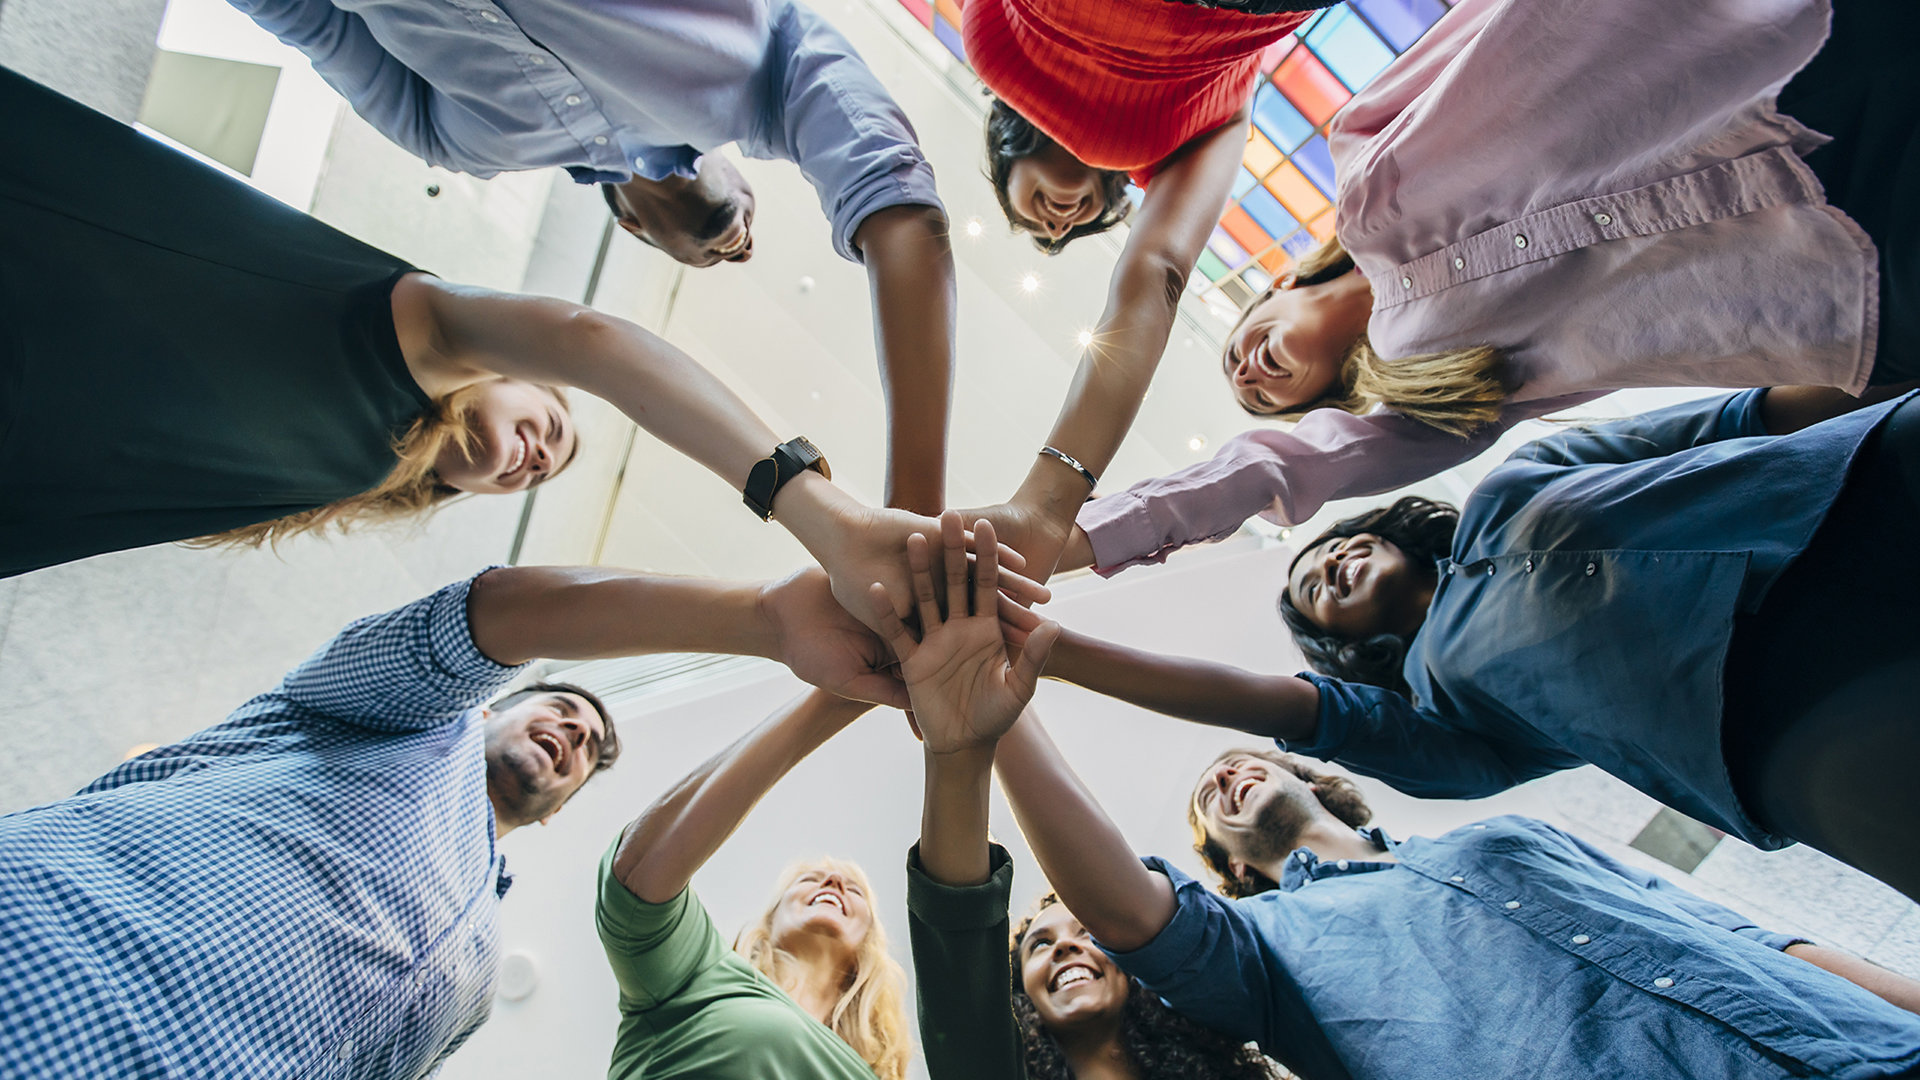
963, 0, 1309, 183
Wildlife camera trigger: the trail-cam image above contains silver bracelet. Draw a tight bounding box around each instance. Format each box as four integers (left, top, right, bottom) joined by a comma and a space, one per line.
1038, 445, 1098, 491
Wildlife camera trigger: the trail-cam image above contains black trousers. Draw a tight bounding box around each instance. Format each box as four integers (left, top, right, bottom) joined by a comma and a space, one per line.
1777, 0, 1920, 385
1723, 399, 1920, 902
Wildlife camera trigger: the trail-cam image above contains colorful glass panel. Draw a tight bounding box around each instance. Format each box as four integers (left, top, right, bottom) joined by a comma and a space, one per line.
1197, 248, 1230, 283
1242, 128, 1284, 180
1208, 226, 1250, 269
1353, 0, 1449, 51
1231, 166, 1260, 200
1306, 7, 1395, 90
1219, 205, 1270, 260
1251, 82, 1313, 153
897, 0, 933, 30
1271, 47, 1348, 127
1291, 135, 1338, 198
1262, 161, 1328, 222
1238, 185, 1298, 240
932, 14, 965, 60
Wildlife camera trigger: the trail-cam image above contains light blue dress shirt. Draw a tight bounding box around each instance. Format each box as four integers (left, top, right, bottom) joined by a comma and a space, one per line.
1297, 389, 1914, 848
0, 575, 524, 1078
229, 0, 942, 260
1115, 817, 1920, 1080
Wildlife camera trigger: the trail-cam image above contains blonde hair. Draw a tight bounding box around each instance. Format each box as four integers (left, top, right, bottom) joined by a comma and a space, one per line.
734, 858, 913, 1080
189, 381, 562, 549
1229, 236, 1511, 438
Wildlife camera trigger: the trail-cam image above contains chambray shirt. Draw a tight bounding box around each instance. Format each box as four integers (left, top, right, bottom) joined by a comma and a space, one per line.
1292, 390, 1912, 849
0, 575, 524, 1079
1115, 818, 1920, 1080
230, 0, 941, 260
1080, 0, 1877, 571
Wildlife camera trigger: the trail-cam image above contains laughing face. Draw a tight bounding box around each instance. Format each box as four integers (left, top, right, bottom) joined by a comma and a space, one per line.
432, 380, 577, 495
1285, 532, 1433, 640
1018, 902, 1129, 1034
1223, 273, 1373, 415
483, 691, 607, 828
608, 153, 757, 268
1190, 751, 1318, 880
769, 864, 874, 954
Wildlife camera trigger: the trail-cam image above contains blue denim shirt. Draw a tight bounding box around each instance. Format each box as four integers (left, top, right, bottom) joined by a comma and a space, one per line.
1112, 817, 1920, 1080
1297, 390, 1912, 848
228, 0, 941, 260
0, 575, 525, 1078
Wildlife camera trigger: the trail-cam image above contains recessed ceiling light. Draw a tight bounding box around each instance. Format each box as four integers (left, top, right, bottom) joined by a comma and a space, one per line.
965, 218, 983, 238
1188, 436, 1207, 451
797, 275, 815, 293
1075, 329, 1094, 347
1020, 273, 1040, 293
1280, 528, 1292, 540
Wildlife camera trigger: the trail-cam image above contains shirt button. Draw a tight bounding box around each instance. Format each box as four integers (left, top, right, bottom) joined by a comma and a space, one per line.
634, 157, 647, 170
527, 55, 545, 64
593, 135, 608, 145
1400, 276, 1413, 289
1513, 234, 1528, 249
1485, 563, 1495, 576
1593, 212, 1613, 226
1585, 561, 1598, 576
337, 1039, 356, 1060
481, 10, 499, 20
1472, 824, 1488, 830
1523, 557, 1534, 572
565, 94, 582, 106
1449, 875, 1465, 883
1653, 977, 1675, 989
1504, 900, 1521, 909
1446, 564, 1457, 575
1335, 859, 1350, 870
1297, 852, 1311, 863
1452, 256, 1465, 270
1571, 934, 1591, 945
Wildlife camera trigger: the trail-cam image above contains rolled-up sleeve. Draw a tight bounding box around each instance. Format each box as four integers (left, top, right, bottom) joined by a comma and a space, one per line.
1296, 674, 1570, 799
1079, 407, 1507, 575
768, 0, 943, 262
1101, 860, 1279, 1047
905, 843, 1026, 1080
270, 569, 525, 731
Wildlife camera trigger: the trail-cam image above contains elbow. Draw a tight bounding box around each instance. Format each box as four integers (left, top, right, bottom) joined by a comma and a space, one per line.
1116, 250, 1192, 316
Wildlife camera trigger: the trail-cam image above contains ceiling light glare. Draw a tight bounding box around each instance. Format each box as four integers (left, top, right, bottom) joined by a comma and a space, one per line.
965, 218, 984, 238
1188, 436, 1207, 451
1280, 528, 1292, 540
1075, 329, 1094, 348
1020, 273, 1040, 293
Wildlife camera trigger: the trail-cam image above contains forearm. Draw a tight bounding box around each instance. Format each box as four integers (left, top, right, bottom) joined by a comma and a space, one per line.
1047, 630, 1318, 741
466, 566, 775, 667
1786, 944, 1920, 1014
858, 205, 955, 515
613, 690, 873, 902
992, 712, 1176, 951
919, 745, 997, 887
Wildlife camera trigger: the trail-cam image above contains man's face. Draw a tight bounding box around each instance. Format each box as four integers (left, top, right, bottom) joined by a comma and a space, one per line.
609, 153, 757, 267
483, 692, 607, 828
1191, 752, 1316, 877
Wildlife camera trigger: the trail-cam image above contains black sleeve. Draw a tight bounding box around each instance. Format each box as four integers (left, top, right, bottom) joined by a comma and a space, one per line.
906, 842, 1028, 1080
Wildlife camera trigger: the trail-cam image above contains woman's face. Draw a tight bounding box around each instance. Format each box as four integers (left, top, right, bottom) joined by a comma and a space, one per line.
769, 865, 874, 954
433, 380, 577, 494
1224, 278, 1367, 414
1019, 903, 1129, 1033
1286, 532, 1433, 639
1006, 141, 1108, 241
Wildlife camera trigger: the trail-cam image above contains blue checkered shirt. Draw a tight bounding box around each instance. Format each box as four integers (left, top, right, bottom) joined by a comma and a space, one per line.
0, 573, 525, 1079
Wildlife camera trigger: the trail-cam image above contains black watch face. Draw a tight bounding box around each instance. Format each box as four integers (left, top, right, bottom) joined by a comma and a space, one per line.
744, 456, 780, 519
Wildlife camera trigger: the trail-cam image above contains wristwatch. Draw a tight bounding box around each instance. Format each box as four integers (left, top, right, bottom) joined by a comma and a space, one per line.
743, 437, 831, 521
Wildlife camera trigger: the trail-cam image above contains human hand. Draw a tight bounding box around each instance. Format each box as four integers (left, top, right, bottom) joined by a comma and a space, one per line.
759, 567, 910, 709
954, 498, 1075, 584
869, 513, 1059, 754
826, 502, 1050, 633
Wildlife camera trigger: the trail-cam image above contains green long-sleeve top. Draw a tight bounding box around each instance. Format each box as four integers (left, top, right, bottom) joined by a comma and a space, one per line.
905, 842, 1028, 1080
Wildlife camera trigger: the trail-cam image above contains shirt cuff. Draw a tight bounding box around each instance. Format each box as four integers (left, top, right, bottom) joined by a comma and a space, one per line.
1286, 673, 1352, 758
1734, 926, 1811, 952
833, 155, 944, 263
438, 567, 529, 688
1719, 388, 1770, 439
1078, 493, 1172, 576
906, 843, 1014, 931
1099, 858, 1209, 981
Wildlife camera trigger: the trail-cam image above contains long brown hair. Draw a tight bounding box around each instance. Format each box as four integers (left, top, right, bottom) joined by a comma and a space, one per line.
1226, 236, 1510, 437
734, 858, 913, 1080
188, 381, 554, 549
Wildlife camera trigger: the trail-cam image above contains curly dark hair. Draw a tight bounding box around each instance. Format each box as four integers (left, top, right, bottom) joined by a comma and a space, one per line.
1010, 895, 1285, 1080
985, 99, 1133, 255
1276, 496, 1457, 696
1186, 748, 1372, 900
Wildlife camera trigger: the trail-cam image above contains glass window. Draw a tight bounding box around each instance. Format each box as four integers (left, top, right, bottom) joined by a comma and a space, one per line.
1251, 83, 1314, 153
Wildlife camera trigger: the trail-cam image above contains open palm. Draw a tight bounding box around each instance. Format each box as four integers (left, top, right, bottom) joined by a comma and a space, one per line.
871, 514, 1059, 755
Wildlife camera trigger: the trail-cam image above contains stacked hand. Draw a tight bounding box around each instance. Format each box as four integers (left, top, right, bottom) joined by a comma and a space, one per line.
869, 512, 1059, 754
760, 567, 912, 710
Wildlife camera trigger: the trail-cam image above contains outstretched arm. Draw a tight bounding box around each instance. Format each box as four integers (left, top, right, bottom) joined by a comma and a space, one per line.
391, 275, 1046, 633
613, 688, 876, 903
973, 114, 1252, 579
856, 206, 955, 517
1784, 946, 1920, 1015
467, 565, 909, 709
999, 605, 1318, 741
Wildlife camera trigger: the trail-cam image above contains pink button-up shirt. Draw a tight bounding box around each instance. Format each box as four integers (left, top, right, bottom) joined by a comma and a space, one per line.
1081, 0, 1877, 574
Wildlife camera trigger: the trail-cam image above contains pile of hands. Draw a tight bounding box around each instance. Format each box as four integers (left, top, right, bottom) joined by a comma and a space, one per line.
760, 509, 1062, 753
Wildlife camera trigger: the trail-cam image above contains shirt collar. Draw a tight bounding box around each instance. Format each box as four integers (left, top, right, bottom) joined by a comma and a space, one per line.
1277, 827, 1398, 891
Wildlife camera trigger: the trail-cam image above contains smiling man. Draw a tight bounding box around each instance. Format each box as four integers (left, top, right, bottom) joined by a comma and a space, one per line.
231, 0, 956, 512
0, 563, 909, 1079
